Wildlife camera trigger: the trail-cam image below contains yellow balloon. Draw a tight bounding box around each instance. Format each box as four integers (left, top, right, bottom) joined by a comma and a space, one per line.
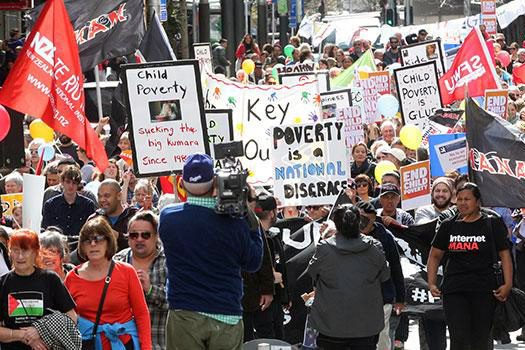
399, 124, 423, 150
242, 59, 255, 75
375, 160, 397, 184
29, 119, 54, 142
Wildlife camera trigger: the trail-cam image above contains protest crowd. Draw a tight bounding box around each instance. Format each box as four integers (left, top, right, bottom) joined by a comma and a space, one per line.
1, 0, 525, 350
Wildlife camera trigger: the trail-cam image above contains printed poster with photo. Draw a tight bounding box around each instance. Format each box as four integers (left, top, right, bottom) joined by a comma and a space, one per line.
123, 60, 208, 177
320, 89, 352, 119
400, 39, 446, 77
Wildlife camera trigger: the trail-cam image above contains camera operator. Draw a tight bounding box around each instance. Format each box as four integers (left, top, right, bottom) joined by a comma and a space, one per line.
159, 153, 263, 349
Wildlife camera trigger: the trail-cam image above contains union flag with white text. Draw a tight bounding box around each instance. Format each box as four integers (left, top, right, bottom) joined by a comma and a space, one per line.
439, 27, 499, 106
0, 0, 108, 171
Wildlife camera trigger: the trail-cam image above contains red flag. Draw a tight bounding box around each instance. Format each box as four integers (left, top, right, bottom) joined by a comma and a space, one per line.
439, 27, 500, 106
0, 0, 108, 171
513, 63, 525, 84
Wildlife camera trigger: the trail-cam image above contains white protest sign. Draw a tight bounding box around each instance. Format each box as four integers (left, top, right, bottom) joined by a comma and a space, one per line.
193, 43, 213, 74
484, 89, 508, 118
400, 39, 446, 77
272, 120, 349, 206
354, 71, 390, 123
123, 60, 208, 176
433, 135, 467, 173
351, 87, 365, 124
277, 63, 315, 74
394, 61, 442, 131
204, 109, 234, 163
320, 88, 352, 119
279, 71, 330, 93
400, 160, 431, 211
23, 174, 45, 234
337, 107, 364, 148
204, 71, 322, 184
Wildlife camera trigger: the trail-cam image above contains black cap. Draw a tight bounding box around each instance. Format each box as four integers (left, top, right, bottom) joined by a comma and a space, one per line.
379, 183, 400, 197
255, 194, 277, 213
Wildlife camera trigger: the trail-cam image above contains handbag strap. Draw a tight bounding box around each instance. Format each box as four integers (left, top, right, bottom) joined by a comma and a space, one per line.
92, 260, 115, 338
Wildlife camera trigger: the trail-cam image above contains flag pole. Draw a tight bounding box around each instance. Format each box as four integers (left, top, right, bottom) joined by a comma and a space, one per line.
94, 65, 103, 121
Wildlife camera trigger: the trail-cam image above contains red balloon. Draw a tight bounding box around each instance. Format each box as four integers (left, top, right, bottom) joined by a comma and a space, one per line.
0, 105, 10, 142
496, 50, 511, 67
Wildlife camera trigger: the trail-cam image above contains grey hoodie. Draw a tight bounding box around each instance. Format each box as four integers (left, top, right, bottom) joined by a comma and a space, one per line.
307, 233, 390, 338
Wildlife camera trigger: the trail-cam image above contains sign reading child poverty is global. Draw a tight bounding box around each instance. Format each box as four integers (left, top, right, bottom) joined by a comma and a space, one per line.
123, 60, 208, 177
400, 39, 446, 77
272, 120, 348, 206
394, 61, 442, 131
400, 160, 431, 211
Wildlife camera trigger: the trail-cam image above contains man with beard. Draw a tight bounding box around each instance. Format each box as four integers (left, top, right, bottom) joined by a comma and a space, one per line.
58, 133, 80, 164
415, 177, 455, 224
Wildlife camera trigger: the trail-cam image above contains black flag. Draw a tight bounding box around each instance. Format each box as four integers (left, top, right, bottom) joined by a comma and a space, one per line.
466, 98, 525, 207
28, 0, 145, 72
137, 11, 176, 62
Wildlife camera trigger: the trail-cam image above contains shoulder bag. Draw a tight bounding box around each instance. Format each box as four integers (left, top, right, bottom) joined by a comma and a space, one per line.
82, 260, 115, 350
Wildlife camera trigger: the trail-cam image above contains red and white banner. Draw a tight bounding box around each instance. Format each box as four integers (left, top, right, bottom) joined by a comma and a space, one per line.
439, 27, 500, 106
0, 0, 108, 171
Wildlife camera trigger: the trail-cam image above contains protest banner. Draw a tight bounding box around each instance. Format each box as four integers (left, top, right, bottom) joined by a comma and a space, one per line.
337, 107, 365, 148
394, 61, 442, 131
277, 63, 315, 74
484, 89, 507, 118
320, 89, 352, 119
400, 39, 446, 77
400, 160, 431, 211
23, 174, 45, 234
204, 109, 234, 165
481, 0, 497, 35
272, 120, 348, 206
429, 108, 463, 129
0, 193, 23, 216
123, 60, 208, 177
428, 133, 468, 177
354, 71, 390, 123
193, 42, 213, 74
279, 71, 330, 93
204, 71, 322, 184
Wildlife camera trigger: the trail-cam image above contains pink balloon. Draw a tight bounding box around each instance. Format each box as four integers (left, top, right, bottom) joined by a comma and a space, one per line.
496, 50, 511, 67
0, 105, 10, 142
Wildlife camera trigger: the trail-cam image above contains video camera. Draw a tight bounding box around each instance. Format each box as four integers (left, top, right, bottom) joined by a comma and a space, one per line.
213, 141, 249, 218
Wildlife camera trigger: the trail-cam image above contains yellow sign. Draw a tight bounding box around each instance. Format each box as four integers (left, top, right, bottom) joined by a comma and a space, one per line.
1, 193, 23, 216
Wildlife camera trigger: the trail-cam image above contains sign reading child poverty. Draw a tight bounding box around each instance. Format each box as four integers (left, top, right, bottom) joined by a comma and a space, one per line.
193, 43, 213, 73
484, 89, 508, 118
279, 71, 330, 93
204, 109, 234, 164
400, 39, 446, 77
123, 60, 208, 177
320, 89, 352, 119
394, 61, 442, 131
400, 160, 431, 211
272, 120, 348, 206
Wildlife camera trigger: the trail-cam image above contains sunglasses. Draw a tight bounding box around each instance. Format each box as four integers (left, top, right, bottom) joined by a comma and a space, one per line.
356, 182, 368, 188
81, 235, 106, 245
128, 231, 152, 240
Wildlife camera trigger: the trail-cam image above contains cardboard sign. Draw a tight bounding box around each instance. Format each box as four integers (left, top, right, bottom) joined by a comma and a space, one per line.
1, 193, 23, 216
484, 89, 508, 118
337, 107, 365, 148
277, 63, 315, 74
394, 61, 442, 131
204, 109, 234, 165
400, 39, 446, 77
123, 60, 209, 177
204, 71, 322, 184
272, 121, 348, 206
354, 71, 390, 123
279, 71, 330, 93
193, 43, 213, 74
428, 133, 468, 177
23, 174, 45, 234
400, 160, 431, 211
320, 89, 352, 119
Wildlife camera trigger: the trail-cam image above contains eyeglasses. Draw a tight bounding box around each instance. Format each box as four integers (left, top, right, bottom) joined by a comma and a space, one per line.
356, 182, 368, 188
128, 231, 152, 240
81, 235, 106, 245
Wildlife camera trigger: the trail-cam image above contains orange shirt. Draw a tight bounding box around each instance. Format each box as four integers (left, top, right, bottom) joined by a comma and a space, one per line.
65, 261, 152, 350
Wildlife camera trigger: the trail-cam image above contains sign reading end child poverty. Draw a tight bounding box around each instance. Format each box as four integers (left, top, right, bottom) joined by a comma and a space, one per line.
484, 89, 508, 118
123, 60, 208, 177
272, 120, 348, 206
400, 160, 431, 211
394, 61, 442, 131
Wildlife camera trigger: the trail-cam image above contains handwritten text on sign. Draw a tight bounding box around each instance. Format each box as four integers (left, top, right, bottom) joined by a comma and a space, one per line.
338, 107, 364, 148
272, 121, 348, 206
355, 71, 390, 123
125, 61, 208, 176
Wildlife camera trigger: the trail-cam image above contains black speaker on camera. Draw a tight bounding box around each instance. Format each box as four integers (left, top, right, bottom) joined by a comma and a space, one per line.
0, 108, 25, 172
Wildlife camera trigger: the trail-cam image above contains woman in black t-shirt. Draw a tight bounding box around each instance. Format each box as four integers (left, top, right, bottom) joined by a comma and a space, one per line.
427, 183, 512, 350
0, 229, 77, 350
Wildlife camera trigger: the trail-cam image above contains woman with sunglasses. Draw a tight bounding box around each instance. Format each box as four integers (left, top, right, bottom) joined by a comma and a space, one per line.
0, 229, 76, 350
65, 216, 152, 350
354, 174, 375, 202
115, 211, 168, 350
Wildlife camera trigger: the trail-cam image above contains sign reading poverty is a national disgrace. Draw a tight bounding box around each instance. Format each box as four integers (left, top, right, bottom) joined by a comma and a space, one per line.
123, 60, 208, 177
394, 61, 442, 131
272, 121, 348, 206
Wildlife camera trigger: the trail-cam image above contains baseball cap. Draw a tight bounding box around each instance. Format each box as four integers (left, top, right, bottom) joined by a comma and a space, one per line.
182, 153, 214, 195
379, 183, 400, 197
383, 147, 406, 162
254, 194, 277, 213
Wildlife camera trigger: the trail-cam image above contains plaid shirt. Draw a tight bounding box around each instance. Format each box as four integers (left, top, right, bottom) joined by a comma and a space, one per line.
114, 245, 168, 350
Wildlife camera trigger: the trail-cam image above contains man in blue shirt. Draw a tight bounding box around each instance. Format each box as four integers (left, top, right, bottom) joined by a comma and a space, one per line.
159, 153, 263, 349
